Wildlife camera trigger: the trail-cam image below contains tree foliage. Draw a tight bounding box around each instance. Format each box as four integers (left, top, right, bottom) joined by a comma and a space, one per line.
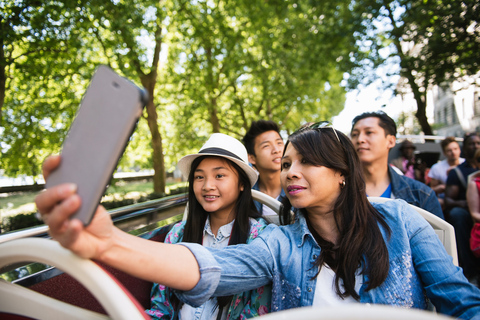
1, 0, 97, 179
81, 0, 169, 194
2, 0, 169, 191
8, 0, 474, 187
162, 0, 353, 154
348, 0, 480, 135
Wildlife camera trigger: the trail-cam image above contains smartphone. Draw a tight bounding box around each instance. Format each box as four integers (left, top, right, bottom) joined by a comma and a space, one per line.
46, 65, 148, 226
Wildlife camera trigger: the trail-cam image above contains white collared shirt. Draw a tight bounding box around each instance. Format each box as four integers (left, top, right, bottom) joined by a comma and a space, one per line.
179, 217, 234, 320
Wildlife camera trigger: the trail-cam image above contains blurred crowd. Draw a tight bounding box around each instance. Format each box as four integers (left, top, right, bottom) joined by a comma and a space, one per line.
389, 131, 480, 284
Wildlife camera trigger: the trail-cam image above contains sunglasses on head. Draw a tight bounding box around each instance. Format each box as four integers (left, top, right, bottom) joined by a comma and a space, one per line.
294, 121, 341, 143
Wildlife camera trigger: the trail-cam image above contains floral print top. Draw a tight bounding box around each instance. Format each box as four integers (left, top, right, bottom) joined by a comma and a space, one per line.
145, 218, 271, 320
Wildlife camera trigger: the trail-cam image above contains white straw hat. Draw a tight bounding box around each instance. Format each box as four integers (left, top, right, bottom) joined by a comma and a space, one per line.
177, 133, 258, 186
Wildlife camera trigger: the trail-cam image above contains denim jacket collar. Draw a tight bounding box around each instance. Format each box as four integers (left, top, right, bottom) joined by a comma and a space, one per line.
387, 165, 444, 219
388, 165, 412, 200
293, 211, 318, 248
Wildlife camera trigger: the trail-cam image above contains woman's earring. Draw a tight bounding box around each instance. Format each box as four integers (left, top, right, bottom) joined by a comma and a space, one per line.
341, 180, 345, 189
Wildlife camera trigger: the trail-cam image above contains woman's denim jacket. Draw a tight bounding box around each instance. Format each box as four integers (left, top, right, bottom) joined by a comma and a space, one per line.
177, 200, 480, 319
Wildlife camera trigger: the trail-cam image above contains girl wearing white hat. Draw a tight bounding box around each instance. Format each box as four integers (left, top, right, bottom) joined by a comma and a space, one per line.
145, 133, 271, 320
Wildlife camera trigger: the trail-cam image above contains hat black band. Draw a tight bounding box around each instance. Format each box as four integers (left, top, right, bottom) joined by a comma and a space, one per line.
199, 147, 244, 162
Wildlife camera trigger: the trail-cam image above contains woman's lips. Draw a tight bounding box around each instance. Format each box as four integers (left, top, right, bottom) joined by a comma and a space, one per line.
287, 185, 305, 195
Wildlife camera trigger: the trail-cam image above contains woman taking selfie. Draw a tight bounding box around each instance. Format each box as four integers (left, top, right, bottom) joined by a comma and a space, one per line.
145, 133, 270, 319
36, 126, 480, 319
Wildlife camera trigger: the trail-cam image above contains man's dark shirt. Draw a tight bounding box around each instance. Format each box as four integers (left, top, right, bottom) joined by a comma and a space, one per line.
446, 161, 478, 201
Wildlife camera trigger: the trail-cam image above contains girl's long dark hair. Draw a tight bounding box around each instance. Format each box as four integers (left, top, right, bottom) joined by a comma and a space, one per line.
280, 127, 391, 300
176, 155, 261, 313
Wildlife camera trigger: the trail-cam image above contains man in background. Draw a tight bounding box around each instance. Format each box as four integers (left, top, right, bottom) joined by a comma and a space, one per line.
350, 111, 443, 219
243, 120, 285, 215
445, 132, 480, 281
428, 136, 465, 209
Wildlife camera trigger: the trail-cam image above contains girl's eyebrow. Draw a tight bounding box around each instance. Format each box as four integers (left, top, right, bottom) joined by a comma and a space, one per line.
195, 166, 228, 172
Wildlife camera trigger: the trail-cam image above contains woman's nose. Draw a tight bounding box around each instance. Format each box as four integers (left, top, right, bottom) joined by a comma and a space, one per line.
286, 162, 301, 179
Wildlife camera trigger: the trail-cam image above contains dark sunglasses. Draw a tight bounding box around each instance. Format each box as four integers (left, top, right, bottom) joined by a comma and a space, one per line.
294, 121, 341, 143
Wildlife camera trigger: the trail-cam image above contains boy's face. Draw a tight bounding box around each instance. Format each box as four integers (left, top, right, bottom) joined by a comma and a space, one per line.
350, 117, 396, 165
443, 141, 461, 162
248, 130, 284, 173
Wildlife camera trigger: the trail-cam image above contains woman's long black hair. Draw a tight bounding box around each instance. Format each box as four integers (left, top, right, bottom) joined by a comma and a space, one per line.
175, 155, 261, 314
279, 127, 391, 300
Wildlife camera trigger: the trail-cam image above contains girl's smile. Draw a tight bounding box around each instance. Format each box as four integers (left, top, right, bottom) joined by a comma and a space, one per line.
193, 157, 243, 218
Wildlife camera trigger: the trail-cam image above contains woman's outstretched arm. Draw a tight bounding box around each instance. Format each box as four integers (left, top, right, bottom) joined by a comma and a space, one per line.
35, 155, 200, 291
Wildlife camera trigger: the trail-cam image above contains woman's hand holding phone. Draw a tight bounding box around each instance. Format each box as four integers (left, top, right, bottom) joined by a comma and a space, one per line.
36, 155, 115, 260
36, 157, 201, 289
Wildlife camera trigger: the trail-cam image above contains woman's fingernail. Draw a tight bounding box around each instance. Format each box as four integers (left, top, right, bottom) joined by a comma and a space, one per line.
61, 183, 77, 196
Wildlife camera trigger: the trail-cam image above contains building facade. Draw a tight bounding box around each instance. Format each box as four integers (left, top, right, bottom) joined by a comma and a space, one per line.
432, 77, 480, 137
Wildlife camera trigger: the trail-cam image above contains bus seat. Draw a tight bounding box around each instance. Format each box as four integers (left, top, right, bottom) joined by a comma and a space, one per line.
368, 197, 458, 266
252, 190, 282, 225
0, 238, 150, 320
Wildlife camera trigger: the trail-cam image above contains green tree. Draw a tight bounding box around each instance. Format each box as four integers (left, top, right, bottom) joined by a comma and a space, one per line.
80, 0, 169, 194
348, 0, 480, 135
163, 0, 355, 151
1, 1, 170, 193
1, 1, 98, 179
2, 0, 366, 189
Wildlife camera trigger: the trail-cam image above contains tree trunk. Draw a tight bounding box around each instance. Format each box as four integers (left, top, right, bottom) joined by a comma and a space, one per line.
384, 2, 433, 136
415, 99, 433, 136
404, 70, 433, 136
136, 22, 166, 195
0, 44, 5, 124
142, 75, 166, 194
210, 97, 221, 133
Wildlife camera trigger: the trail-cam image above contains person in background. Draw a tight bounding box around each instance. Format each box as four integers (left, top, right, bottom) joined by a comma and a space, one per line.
242, 120, 285, 216
36, 123, 480, 319
428, 136, 465, 209
391, 140, 417, 179
446, 132, 480, 283
350, 111, 443, 219
467, 148, 480, 261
